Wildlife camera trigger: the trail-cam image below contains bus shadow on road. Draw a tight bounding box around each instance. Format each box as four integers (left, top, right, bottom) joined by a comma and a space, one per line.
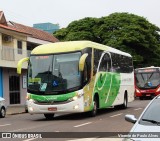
33, 106, 133, 121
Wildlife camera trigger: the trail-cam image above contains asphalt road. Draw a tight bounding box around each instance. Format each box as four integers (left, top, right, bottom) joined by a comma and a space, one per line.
0, 98, 151, 141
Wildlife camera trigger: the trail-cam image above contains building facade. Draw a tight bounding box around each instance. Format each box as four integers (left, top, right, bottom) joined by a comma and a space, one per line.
0, 11, 58, 106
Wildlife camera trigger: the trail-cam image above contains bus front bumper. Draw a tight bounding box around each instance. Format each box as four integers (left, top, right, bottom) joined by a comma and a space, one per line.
27, 97, 84, 114
135, 88, 160, 97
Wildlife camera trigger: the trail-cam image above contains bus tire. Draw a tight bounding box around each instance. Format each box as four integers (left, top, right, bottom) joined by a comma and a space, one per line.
0, 107, 6, 118
44, 114, 54, 119
90, 97, 98, 117
121, 93, 128, 109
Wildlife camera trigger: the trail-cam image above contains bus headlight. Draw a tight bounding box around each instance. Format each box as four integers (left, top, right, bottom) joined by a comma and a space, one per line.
136, 88, 140, 93
72, 96, 78, 101
77, 89, 84, 97
69, 96, 78, 101
29, 99, 36, 103
29, 106, 34, 111
156, 87, 160, 92
69, 90, 84, 102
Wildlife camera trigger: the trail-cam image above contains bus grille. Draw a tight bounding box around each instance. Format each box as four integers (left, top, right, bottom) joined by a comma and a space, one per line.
34, 100, 70, 105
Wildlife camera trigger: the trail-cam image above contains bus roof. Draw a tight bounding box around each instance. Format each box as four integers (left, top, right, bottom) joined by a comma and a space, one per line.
31, 41, 131, 57
135, 66, 160, 70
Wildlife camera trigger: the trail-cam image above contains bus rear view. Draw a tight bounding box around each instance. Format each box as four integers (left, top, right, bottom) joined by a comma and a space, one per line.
135, 67, 160, 100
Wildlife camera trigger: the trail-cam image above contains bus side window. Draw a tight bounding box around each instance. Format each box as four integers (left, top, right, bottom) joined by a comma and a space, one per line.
99, 53, 111, 72
93, 49, 103, 75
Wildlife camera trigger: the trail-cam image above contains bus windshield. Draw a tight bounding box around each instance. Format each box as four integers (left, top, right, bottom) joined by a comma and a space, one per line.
28, 52, 82, 94
135, 72, 160, 89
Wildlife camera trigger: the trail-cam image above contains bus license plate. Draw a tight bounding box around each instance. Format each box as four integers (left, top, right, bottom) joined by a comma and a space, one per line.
48, 107, 57, 111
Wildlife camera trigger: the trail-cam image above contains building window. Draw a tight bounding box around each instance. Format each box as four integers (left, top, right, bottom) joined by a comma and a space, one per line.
17, 41, 22, 54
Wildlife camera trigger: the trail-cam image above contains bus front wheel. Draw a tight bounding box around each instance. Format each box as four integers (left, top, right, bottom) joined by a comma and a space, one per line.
44, 114, 55, 119
90, 98, 98, 117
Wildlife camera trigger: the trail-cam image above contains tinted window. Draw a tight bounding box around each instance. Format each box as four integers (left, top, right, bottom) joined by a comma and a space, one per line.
135, 72, 160, 89
111, 53, 133, 73
99, 53, 111, 72
94, 49, 103, 75
140, 98, 160, 125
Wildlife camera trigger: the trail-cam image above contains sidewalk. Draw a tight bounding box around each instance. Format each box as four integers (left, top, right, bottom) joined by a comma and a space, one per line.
6, 105, 26, 115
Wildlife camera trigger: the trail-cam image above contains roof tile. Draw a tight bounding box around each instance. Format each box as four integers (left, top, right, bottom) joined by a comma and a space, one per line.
10, 22, 59, 42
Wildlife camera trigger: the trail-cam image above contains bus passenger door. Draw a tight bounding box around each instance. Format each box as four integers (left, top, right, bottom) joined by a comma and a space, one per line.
96, 52, 112, 107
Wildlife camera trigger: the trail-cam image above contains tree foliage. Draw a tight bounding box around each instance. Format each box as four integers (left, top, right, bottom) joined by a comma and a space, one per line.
53, 13, 160, 67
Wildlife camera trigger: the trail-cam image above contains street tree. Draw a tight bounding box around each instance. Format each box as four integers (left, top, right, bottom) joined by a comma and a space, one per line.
53, 13, 160, 67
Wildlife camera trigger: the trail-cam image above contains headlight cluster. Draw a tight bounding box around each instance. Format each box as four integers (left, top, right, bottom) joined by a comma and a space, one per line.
156, 87, 160, 92
28, 99, 36, 103
136, 88, 140, 93
69, 90, 84, 101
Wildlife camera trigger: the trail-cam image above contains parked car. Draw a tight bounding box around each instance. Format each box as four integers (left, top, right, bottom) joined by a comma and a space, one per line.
0, 97, 6, 118
124, 95, 160, 141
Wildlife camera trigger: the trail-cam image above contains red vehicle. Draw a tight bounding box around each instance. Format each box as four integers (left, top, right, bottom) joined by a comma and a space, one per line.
135, 67, 160, 100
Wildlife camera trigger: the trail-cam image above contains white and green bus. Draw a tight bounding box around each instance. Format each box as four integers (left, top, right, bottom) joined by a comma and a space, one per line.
17, 41, 134, 119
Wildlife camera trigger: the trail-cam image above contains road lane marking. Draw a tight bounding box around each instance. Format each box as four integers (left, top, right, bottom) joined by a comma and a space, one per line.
110, 113, 123, 117
67, 138, 98, 141
134, 108, 142, 111
0, 124, 11, 127
74, 122, 92, 128
68, 138, 122, 141
10, 124, 52, 132
23, 138, 36, 141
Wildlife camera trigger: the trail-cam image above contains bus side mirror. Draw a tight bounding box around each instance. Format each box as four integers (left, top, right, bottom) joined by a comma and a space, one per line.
79, 53, 88, 71
17, 57, 29, 74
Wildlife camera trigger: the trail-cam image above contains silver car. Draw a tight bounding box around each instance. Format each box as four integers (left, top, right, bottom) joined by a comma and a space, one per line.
124, 95, 160, 141
0, 97, 6, 118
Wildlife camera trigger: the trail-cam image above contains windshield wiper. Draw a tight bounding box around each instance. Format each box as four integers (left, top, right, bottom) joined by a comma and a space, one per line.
142, 118, 160, 126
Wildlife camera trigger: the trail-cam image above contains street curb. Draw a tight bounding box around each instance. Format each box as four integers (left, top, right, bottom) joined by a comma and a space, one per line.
7, 112, 26, 115
6, 105, 26, 115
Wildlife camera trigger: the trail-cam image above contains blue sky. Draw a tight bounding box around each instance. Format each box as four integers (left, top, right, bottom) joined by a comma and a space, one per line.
0, 0, 160, 28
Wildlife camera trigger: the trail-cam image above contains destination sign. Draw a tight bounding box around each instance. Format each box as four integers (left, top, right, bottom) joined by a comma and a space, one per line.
136, 68, 158, 73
